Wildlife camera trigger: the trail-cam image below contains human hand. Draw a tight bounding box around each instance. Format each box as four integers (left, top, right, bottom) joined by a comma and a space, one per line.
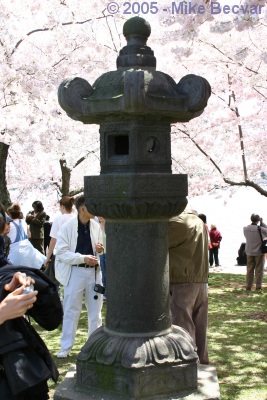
0, 286, 38, 324
44, 258, 50, 268
95, 243, 104, 253
84, 255, 99, 266
5, 272, 35, 293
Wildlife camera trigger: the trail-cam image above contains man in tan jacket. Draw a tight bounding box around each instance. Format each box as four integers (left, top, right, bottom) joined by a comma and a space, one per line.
168, 206, 209, 364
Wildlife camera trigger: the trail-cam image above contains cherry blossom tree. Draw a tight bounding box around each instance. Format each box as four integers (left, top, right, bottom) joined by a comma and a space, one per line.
0, 0, 267, 209
155, 0, 267, 196
0, 1, 129, 208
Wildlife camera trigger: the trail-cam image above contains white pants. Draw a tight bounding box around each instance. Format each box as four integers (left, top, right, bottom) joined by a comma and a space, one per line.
60, 266, 103, 351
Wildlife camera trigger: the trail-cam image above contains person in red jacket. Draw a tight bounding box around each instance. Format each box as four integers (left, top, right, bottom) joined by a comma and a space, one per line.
209, 224, 222, 267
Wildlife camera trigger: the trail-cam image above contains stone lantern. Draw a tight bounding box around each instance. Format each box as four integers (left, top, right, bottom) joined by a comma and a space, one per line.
56, 16, 211, 400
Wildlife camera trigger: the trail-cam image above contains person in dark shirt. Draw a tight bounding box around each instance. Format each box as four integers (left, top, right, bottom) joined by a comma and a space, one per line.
43, 215, 52, 255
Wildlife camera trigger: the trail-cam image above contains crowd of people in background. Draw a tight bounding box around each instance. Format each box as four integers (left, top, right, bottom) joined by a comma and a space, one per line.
0, 196, 266, 398
0, 197, 106, 360
0, 206, 62, 400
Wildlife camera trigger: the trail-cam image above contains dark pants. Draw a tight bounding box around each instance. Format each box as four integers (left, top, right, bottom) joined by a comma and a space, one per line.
209, 248, 219, 266
29, 238, 44, 255
99, 253, 106, 296
44, 255, 60, 288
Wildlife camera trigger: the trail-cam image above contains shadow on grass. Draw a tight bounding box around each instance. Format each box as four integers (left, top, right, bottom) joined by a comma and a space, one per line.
208, 273, 267, 400
35, 275, 266, 400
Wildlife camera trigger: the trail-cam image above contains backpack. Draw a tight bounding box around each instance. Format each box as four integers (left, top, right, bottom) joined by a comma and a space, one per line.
236, 242, 247, 266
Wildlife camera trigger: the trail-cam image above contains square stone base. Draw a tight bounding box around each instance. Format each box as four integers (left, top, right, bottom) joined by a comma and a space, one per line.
77, 362, 197, 398
53, 364, 220, 400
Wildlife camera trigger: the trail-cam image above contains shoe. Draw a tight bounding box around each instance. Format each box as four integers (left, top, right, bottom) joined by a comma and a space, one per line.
215, 264, 220, 267
57, 348, 71, 358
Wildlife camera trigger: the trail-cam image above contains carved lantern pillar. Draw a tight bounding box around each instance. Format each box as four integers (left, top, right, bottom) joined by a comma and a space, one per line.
58, 16, 211, 399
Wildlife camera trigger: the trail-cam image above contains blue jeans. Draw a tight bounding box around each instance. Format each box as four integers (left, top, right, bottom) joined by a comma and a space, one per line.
99, 254, 106, 295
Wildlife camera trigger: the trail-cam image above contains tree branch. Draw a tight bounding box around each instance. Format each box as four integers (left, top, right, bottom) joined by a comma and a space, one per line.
69, 187, 84, 197
176, 128, 267, 197
253, 86, 267, 100
10, 14, 109, 56
73, 154, 89, 169
73, 147, 100, 169
223, 178, 267, 197
50, 177, 62, 194
177, 128, 224, 175
11, 28, 50, 55
197, 39, 261, 74
52, 42, 85, 68
103, 11, 118, 52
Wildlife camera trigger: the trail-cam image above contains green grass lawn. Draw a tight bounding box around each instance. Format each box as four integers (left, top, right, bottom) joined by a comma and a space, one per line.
36, 273, 267, 400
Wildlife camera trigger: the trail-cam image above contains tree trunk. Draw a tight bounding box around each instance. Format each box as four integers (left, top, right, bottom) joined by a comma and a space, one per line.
0, 142, 11, 209
59, 158, 71, 196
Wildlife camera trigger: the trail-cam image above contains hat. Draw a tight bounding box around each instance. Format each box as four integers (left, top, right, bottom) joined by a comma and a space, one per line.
5, 213, 13, 223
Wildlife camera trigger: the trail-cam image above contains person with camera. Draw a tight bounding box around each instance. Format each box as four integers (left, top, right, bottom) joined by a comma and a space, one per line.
243, 213, 267, 290
55, 195, 103, 358
0, 270, 37, 325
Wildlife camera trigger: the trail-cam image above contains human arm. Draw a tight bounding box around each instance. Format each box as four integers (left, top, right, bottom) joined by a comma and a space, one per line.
95, 243, 104, 254
0, 272, 38, 325
211, 230, 222, 247
25, 212, 33, 225
260, 218, 267, 228
260, 226, 267, 240
95, 223, 105, 254
45, 237, 57, 266
45, 216, 60, 265
56, 224, 98, 266
168, 216, 188, 249
27, 211, 46, 227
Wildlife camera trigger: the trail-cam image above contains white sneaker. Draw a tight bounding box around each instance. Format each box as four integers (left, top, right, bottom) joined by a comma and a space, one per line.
57, 348, 71, 358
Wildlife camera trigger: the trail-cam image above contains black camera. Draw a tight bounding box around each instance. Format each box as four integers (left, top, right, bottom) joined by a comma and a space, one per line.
94, 284, 105, 295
